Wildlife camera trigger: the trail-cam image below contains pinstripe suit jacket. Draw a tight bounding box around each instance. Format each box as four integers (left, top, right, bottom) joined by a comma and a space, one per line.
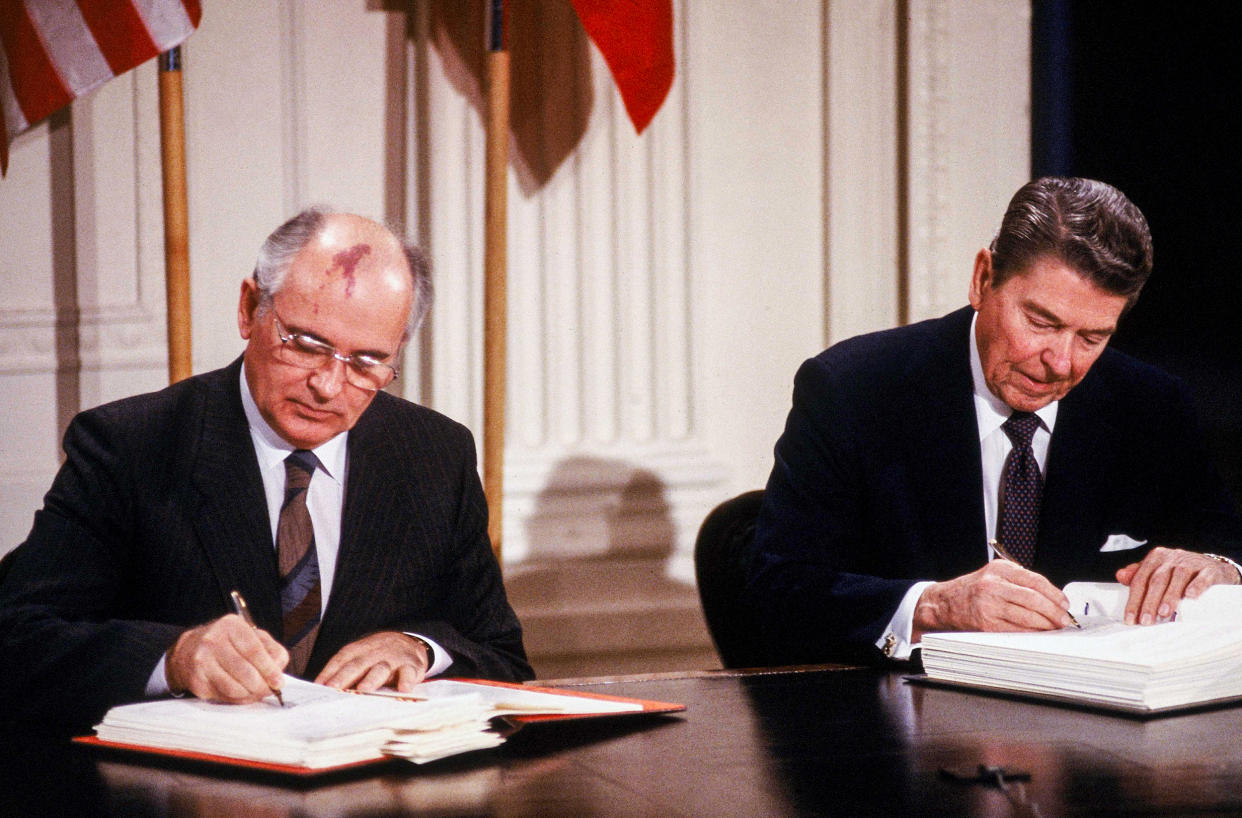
0, 358, 531, 729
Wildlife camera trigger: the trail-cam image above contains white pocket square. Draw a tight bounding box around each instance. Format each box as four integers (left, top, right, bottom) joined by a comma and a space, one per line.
1100, 533, 1148, 553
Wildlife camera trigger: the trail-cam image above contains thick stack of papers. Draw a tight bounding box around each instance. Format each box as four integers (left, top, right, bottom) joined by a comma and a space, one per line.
86, 676, 677, 772
93, 677, 497, 769
920, 583, 1242, 713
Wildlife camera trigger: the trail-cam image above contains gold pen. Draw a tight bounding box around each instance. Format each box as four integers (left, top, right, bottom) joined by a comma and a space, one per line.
229, 590, 285, 706
989, 539, 1082, 629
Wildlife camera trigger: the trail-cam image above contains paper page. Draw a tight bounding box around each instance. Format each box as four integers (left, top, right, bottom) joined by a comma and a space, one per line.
924, 620, 1240, 667
1064, 581, 1242, 624
368, 679, 643, 715
94, 676, 493, 762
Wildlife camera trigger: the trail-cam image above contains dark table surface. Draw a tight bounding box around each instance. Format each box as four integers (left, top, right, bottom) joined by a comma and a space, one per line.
5, 664, 1242, 816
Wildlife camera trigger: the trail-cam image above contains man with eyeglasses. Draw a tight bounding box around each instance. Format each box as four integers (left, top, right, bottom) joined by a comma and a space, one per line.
0, 208, 532, 730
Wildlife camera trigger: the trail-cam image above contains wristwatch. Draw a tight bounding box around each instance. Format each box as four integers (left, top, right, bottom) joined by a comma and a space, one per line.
407, 634, 435, 667
1203, 553, 1242, 584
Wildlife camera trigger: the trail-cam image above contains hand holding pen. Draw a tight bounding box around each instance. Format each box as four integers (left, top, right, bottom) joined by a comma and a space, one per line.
231, 590, 286, 706
163, 592, 289, 704
989, 539, 1082, 629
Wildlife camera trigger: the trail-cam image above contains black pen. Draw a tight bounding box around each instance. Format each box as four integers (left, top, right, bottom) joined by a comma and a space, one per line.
229, 590, 285, 706
989, 539, 1082, 629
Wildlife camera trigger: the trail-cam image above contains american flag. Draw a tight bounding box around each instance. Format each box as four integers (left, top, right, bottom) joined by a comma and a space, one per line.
0, 0, 201, 174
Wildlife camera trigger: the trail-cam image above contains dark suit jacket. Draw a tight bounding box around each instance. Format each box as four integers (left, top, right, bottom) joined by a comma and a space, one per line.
0, 358, 531, 730
745, 306, 1242, 665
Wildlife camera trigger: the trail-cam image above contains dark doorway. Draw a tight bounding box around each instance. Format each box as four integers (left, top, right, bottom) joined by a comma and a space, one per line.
1033, 0, 1242, 499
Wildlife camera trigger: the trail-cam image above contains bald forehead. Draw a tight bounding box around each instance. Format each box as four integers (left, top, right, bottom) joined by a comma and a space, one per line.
295, 215, 412, 296
314, 214, 404, 263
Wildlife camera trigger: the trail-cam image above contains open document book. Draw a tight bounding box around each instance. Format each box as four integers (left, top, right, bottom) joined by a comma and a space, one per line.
77, 676, 683, 774
917, 582, 1242, 714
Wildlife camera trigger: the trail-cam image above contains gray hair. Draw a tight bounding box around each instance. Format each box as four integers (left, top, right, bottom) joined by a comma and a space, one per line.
989, 177, 1154, 306
252, 206, 433, 338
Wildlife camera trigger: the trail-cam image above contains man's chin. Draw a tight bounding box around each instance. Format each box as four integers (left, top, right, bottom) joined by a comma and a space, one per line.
1002, 388, 1061, 413
275, 414, 342, 449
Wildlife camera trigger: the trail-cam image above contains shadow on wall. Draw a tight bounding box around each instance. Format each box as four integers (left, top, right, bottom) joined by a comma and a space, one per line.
504, 456, 715, 677
522, 456, 676, 562
49, 109, 80, 444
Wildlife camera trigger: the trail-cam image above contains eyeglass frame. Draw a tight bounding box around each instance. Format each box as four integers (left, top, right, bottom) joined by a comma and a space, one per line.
270, 311, 400, 391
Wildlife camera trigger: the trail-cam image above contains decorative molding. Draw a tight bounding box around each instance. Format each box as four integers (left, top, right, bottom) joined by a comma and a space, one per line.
906, 0, 955, 322
824, 0, 901, 344
905, 0, 1031, 323
0, 304, 165, 373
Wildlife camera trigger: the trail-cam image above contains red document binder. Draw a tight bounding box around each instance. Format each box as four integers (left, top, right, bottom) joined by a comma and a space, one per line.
74, 679, 685, 776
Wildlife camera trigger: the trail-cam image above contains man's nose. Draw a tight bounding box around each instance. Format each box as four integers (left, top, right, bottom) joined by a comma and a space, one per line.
1041, 333, 1073, 377
308, 357, 347, 398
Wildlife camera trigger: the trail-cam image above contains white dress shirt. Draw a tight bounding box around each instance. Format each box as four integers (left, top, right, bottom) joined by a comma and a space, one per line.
876, 312, 1059, 659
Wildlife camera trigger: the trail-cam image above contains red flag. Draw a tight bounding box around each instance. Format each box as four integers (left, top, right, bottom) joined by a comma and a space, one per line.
569, 0, 674, 134
0, 0, 202, 175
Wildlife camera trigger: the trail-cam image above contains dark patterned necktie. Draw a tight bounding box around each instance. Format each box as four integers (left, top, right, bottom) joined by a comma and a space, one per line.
997, 411, 1043, 567
278, 450, 321, 675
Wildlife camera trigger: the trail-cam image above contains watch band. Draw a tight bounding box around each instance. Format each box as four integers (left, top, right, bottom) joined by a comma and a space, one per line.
1203, 553, 1242, 584
406, 634, 435, 667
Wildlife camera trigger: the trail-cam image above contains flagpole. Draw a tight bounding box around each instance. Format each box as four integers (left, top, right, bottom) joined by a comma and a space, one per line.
483, 0, 509, 563
159, 47, 192, 384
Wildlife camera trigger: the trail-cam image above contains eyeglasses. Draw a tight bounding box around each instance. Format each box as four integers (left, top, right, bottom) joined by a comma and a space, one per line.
272, 313, 399, 391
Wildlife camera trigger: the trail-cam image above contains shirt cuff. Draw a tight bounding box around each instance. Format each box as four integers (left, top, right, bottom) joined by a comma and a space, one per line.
875, 581, 935, 660
145, 654, 173, 697
407, 633, 452, 677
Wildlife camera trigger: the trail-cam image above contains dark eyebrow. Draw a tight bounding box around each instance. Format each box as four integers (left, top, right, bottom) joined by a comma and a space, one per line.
1023, 302, 1116, 337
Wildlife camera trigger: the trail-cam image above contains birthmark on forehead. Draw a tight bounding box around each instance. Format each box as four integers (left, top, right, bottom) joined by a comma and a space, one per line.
328, 243, 372, 297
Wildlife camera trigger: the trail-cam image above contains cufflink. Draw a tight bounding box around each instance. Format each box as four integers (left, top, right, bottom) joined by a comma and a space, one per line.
882, 632, 897, 658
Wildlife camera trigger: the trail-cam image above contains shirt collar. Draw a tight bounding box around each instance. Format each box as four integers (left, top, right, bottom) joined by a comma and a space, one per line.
969, 311, 1058, 441
239, 365, 347, 483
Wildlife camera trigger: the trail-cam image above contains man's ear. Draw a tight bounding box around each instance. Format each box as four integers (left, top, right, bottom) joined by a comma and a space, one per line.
968, 248, 994, 309
238, 278, 261, 339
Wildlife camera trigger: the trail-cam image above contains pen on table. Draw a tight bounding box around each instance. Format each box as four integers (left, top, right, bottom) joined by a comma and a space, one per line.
989, 539, 1082, 629
229, 590, 286, 706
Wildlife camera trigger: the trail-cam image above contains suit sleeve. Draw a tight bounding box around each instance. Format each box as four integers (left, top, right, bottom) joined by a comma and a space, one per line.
744, 356, 918, 666
0, 410, 185, 731
1144, 376, 1242, 560
409, 451, 532, 682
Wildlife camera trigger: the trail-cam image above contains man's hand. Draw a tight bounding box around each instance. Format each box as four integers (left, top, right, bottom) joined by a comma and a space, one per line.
165, 614, 288, 703
912, 560, 1074, 642
315, 631, 430, 693
1116, 546, 1240, 625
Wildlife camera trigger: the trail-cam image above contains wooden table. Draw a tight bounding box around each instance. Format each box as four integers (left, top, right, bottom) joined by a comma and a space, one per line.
5, 665, 1242, 816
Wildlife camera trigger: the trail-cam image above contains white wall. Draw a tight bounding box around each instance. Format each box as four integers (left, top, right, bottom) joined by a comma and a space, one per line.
0, 2, 1029, 580
690, 2, 827, 501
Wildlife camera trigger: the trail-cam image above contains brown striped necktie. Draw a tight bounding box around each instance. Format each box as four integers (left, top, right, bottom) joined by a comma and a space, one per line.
278, 450, 321, 676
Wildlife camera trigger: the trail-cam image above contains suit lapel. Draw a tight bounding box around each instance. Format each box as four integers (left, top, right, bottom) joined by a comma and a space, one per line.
1035, 370, 1123, 583
188, 360, 283, 633
315, 399, 397, 661
905, 308, 989, 578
